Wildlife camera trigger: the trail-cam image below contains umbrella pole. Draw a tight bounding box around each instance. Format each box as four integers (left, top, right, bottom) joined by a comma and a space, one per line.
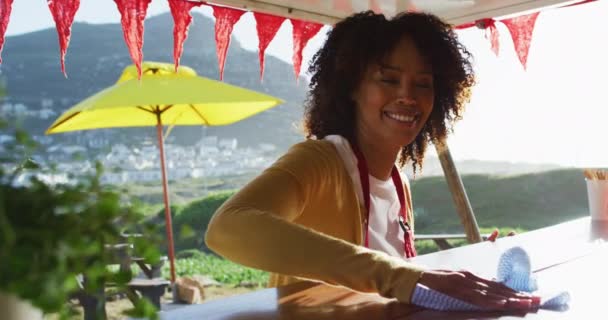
156, 116, 177, 284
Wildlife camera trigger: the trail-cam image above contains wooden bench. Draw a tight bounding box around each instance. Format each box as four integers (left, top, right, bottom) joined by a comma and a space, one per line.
127, 278, 171, 308
75, 243, 169, 319
134, 255, 167, 279
75, 276, 171, 319
415, 233, 491, 250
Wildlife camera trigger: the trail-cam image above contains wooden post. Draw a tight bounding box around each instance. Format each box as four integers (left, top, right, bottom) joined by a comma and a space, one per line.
435, 142, 482, 243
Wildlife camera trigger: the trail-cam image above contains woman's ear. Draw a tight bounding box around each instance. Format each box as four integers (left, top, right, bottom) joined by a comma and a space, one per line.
350, 75, 365, 103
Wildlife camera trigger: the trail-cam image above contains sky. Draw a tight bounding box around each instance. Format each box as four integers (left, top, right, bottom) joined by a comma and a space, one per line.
5, 1, 608, 167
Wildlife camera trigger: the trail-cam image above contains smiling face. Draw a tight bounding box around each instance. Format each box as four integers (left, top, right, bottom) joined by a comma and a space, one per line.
352, 35, 434, 151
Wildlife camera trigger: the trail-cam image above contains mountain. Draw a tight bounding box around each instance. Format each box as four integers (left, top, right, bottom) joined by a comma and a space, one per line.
0, 13, 560, 176
0, 12, 307, 149
404, 157, 563, 178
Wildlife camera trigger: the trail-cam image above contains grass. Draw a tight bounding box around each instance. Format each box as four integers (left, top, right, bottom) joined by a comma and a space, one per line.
162, 251, 269, 287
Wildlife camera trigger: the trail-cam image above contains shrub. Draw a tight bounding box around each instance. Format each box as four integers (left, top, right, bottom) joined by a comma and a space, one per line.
172, 190, 236, 252
0, 120, 161, 319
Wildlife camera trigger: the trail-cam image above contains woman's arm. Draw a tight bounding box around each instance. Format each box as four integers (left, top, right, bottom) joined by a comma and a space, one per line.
205, 142, 425, 302
205, 142, 537, 309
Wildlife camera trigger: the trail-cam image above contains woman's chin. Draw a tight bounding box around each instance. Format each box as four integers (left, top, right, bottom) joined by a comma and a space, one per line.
395, 135, 418, 149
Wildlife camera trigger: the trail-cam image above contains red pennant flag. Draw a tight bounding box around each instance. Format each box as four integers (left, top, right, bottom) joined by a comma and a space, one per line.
254, 12, 285, 81
168, 0, 203, 72
485, 23, 500, 57
291, 19, 322, 81
113, 0, 152, 79
501, 12, 540, 70
212, 5, 245, 81
0, 0, 14, 64
406, 1, 418, 12
333, 0, 352, 12
47, 0, 80, 77
476, 19, 499, 56
406, 0, 420, 12
369, 0, 382, 13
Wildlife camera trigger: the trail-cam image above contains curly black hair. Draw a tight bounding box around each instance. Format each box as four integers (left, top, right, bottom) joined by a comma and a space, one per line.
303, 11, 475, 172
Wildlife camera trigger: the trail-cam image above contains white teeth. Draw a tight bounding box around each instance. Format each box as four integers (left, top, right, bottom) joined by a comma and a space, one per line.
386, 112, 416, 123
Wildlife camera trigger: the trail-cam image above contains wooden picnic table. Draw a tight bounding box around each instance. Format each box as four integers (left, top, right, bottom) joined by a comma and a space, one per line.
160, 217, 608, 319
78, 243, 170, 320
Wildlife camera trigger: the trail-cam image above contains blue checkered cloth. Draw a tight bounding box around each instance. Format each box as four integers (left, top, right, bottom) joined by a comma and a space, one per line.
411, 246, 570, 311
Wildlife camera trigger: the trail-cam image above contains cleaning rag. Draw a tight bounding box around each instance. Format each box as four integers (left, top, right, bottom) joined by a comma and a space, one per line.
411, 246, 570, 311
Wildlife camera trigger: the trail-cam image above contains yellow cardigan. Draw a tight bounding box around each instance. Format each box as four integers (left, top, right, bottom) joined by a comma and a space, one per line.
205, 139, 425, 303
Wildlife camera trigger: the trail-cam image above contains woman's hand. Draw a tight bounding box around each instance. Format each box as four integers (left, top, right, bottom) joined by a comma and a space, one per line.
417, 270, 540, 310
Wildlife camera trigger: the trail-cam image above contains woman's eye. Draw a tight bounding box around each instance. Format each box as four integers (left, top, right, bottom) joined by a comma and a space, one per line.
381, 78, 400, 85
415, 82, 432, 89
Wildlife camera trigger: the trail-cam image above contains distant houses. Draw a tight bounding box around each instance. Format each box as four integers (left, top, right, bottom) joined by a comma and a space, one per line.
98, 136, 276, 185
0, 99, 277, 186
4, 133, 277, 186
0, 102, 57, 119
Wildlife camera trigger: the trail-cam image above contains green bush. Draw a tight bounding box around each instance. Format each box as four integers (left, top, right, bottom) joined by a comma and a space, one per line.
155, 204, 182, 221
0, 120, 161, 320
172, 190, 236, 252
175, 249, 201, 259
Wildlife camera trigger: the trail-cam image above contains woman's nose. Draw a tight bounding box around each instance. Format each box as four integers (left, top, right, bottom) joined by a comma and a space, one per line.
395, 96, 416, 106
395, 82, 417, 104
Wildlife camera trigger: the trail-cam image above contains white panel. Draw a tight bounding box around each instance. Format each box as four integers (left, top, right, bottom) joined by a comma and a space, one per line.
205, 0, 584, 25
351, 0, 371, 12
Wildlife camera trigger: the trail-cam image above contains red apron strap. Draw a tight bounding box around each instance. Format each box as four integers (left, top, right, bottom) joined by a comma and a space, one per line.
351, 143, 416, 258
391, 166, 417, 258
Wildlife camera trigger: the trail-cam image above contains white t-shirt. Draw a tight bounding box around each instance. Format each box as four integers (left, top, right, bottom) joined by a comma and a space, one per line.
324, 135, 406, 258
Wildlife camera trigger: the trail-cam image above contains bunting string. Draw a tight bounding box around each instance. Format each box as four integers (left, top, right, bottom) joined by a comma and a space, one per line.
0, 0, 601, 78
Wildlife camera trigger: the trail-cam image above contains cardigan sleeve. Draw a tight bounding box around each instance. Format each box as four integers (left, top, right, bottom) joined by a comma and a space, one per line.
205, 140, 425, 303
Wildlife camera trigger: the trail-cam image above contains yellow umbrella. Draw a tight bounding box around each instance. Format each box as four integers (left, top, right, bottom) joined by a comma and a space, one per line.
46, 62, 284, 283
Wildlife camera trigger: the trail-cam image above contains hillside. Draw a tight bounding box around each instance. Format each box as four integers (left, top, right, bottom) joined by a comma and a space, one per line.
411, 168, 589, 233
151, 168, 590, 254
1, 12, 308, 149
405, 157, 562, 178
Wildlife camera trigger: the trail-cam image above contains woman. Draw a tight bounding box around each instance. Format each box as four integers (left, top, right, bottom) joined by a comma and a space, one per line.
206, 11, 536, 309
